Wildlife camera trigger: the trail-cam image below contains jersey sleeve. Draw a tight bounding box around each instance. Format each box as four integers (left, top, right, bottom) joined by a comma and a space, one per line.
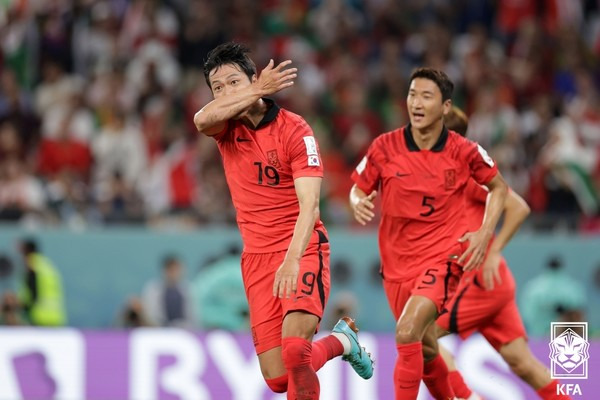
464, 178, 489, 205
351, 140, 381, 194
213, 121, 232, 142
286, 118, 324, 179
465, 141, 498, 185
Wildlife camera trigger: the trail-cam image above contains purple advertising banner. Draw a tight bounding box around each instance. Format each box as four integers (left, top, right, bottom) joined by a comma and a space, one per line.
0, 328, 596, 399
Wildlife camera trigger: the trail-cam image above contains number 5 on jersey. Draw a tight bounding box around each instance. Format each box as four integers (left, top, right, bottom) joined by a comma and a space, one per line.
420, 196, 435, 216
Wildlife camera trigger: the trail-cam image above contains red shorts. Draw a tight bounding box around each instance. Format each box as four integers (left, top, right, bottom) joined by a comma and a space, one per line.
436, 259, 527, 350
241, 231, 330, 354
383, 261, 462, 321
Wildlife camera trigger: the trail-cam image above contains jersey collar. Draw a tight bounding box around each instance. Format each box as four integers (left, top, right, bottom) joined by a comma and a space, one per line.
255, 98, 280, 130
404, 123, 449, 152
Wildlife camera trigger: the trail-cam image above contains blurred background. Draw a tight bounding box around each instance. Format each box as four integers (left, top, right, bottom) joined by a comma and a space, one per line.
0, 0, 599, 399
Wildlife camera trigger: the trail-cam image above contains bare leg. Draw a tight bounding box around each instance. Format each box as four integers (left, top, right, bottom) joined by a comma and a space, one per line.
499, 337, 552, 390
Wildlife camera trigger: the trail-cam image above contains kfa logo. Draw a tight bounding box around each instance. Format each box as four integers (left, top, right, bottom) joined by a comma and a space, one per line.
556, 383, 582, 396
549, 322, 589, 379
549, 322, 589, 396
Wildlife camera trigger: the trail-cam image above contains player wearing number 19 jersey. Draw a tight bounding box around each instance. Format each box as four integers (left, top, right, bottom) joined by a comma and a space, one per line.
350, 68, 508, 400
194, 42, 373, 400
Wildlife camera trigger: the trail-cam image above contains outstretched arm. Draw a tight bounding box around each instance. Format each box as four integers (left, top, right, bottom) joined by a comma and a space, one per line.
194, 60, 297, 136
273, 176, 322, 298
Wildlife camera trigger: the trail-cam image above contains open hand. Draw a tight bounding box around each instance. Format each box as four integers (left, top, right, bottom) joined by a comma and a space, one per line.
481, 250, 502, 290
273, 258, 300, 298
457, 229, 492, 271
351, 190, 377, 225
257, 59, 297, 96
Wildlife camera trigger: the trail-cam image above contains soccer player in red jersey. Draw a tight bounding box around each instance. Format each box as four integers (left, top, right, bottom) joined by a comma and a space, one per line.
194, 42, 373, 400
350, 68, 508, 400
431, 107, 571, 400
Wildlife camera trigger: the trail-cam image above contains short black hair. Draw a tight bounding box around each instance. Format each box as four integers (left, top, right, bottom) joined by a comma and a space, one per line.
203, 42, 257, 88
20, 238, 38, 254
409, 67, 454, 102
547, 256, 563, 270
162, 254, 180, 269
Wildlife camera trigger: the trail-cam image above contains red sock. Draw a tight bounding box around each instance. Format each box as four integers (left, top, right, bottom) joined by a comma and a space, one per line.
423, 354, 455, 399
537, 380, 572, 400
447, 370, 473, 399
394, 342, 423, 400
264, 336, 343, 394
311, 335, 344, 371
282, 337, 319, 400
265, 374, 288, 393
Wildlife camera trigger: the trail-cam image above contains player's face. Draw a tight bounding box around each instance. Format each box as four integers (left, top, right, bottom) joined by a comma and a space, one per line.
208, 63, 255, 99
407, 78, 450, 131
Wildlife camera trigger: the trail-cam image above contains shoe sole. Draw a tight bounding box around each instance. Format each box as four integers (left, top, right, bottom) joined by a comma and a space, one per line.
340, 316, 359, 333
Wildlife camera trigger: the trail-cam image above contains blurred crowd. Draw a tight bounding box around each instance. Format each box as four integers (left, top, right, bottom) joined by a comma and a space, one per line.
1, 0, 599, 231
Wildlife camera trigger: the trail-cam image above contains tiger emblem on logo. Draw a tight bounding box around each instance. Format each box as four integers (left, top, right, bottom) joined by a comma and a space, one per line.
549, 328, 590, 373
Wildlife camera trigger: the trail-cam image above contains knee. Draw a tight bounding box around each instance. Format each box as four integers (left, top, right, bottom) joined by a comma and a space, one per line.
265, 375, 288, 393
281, 337, 312, 369
395, 321, 422, 344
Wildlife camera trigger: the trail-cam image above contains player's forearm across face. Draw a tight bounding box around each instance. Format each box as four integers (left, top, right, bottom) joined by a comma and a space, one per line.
193, 85, 263, 135
490, 189, 530, 252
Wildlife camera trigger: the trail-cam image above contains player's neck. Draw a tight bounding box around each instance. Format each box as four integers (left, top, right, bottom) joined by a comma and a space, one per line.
411, 121, 443, 150
240, 99, 268, 129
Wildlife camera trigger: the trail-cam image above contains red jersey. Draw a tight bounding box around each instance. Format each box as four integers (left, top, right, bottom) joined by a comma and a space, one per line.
214, 99, 326, 253
462, 179, 515, 290
351, 125, 498, 281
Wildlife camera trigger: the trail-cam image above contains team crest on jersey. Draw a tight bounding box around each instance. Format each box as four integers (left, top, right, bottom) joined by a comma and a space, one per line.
444, 169, 456, 190
267, 150, 281, 169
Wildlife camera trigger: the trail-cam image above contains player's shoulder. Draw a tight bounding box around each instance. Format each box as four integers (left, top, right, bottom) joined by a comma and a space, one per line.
278, 107, 310, 131
445, 129, 478, 157
446, 129, 474, 147
372, 127, 404, 151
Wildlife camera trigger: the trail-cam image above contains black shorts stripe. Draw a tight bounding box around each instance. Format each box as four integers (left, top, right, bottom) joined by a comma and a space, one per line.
317, 230, 328, 244
316, 243, 326, 310
449, 285, 470, 334
473, 274, 484, 289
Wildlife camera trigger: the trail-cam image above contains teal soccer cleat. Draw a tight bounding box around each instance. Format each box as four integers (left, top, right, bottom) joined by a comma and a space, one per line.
333, 317, 374, 379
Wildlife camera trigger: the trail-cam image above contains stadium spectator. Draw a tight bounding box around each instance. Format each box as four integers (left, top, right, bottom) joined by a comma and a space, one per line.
191, 246, 247, 331
118, 296, 152, 328
17, 238, 67, 326
0, 1, 597, 229
141, 254, 196, 328
0, 291, 25, 326
520, 256, 587, 337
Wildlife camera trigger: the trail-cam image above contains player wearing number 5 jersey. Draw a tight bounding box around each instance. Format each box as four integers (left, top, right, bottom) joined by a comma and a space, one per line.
194, 42, 373, 400
350, 67, 508, 399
